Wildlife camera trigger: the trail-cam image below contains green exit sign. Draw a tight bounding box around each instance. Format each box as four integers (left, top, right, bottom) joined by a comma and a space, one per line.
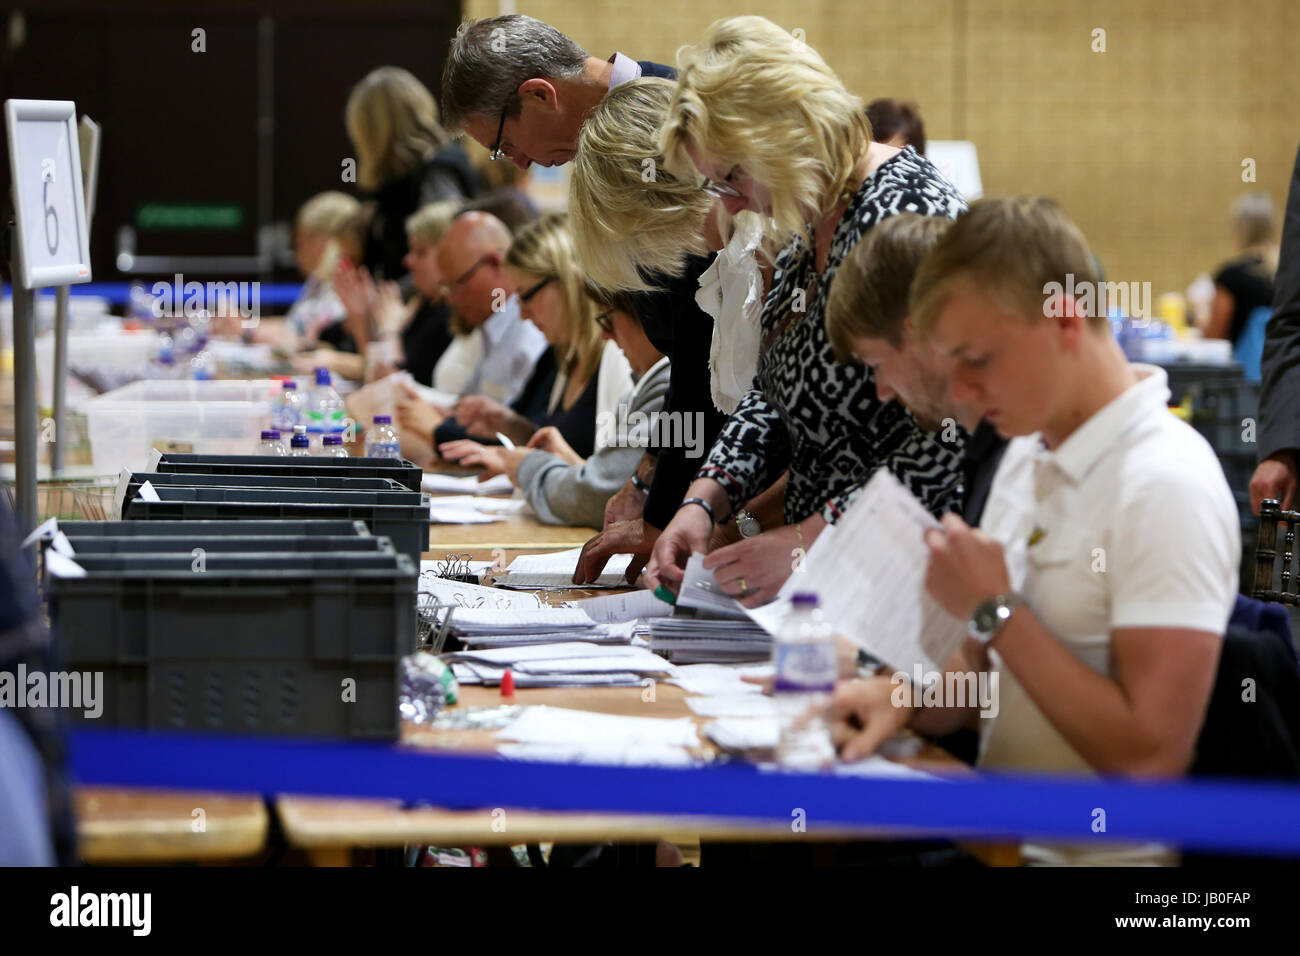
136, 203, 244, 230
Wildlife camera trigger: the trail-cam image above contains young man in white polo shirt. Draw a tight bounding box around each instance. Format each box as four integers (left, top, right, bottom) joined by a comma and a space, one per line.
830, 197, 1240, 864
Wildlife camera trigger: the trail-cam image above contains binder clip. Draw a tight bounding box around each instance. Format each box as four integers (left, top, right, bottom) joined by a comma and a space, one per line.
435, 552, 479, 584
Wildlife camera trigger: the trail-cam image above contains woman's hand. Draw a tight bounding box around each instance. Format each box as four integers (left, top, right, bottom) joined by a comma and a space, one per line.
373, 281, 410, 338
453, 395, 510, 435
438, 439, 505, 478
643, 505, 713, 595
527, 426, 583, 466
701, 522, 805, 608
396, 397, 445, 439
829, 676, 916, 762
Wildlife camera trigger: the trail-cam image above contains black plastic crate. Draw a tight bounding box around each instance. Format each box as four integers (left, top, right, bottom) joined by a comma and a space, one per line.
1161, 362, 1245, 406
47, 551, 416, 740
58, 519, 371, 538
65, 535, 393, 556
124, 486, 430, 564
1191, 381, 1261, 455
154, 453, 422, 492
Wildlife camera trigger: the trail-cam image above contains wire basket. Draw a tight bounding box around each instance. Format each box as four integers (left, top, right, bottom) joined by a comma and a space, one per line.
1, 473, 119, 522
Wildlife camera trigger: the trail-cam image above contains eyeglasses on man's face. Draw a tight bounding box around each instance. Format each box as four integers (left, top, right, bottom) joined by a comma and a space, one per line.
438, 254, 492, 297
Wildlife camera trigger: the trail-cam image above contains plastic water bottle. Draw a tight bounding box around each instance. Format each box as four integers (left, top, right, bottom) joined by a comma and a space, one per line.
306, 367, 346, 434
257, 429, 288, 456
306, 425, 324, 454
289, 424, 311, 457
773, 592, 838, 771
321, 433, 349, 458
187, 334, 214, 380
364, 414, 401, 459
271, 380, 304, 432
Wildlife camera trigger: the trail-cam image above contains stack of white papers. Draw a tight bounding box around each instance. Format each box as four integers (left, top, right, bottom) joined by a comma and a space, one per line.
428, 501, 503, 524
647, 555, 773, 663
572, 588, 673, 623
495, 547, 635, 590
668, 663, 771, 696
419, 575, 542, 609
444, 640, 673, 686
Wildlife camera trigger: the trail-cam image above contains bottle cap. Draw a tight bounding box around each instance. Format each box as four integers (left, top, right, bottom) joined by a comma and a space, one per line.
281, 380, 297, 390
261, 430, 280, 440
373, 415, 392, 424
290, 435, 309, 447
790, 592, 819, 607
323, 434, 342, 446
314, 367, 331, 385
293, 424, 307, 435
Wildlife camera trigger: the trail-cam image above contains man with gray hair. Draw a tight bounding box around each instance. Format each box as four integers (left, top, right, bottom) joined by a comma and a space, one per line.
441, 14, 675, 170
442, 15, 728, 589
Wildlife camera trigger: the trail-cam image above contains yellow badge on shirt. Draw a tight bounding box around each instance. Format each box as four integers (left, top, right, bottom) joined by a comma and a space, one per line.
1027, 526, 1047, 547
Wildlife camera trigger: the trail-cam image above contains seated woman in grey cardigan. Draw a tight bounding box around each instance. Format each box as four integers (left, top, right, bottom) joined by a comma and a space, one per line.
453, 284, 668, 528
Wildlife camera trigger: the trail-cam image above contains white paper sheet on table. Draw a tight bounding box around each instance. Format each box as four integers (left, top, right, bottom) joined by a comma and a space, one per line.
497, 742, 699, 768
421, 472, 516, 496
443, 608, 597, 633
496, 547, 634, 589
573, 588, 672, 623
512, 650, 674, 676
668, 663, 769, 696
428, 502, 502, 524
499, 705, 701, 749
444, 640, 621, 664
430, 495, 530, 515
685, 694, 780, 718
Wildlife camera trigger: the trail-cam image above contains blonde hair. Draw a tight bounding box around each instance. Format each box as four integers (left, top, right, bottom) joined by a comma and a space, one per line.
345, 66, 448, 192
910, 197, 1104, 336
570, 78, 713, 291
296, 191, 363, 281
826, 213, 953, 361
405, 199, 462, 248
506, 214, 604, 383
660, 16, 870, 244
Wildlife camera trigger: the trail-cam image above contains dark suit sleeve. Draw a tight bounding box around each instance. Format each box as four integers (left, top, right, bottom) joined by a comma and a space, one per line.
633, 257, 729, 530
1258, 139, 1300, 461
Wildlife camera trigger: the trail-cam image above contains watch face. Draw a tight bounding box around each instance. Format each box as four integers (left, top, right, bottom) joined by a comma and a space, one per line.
738, 514, 760, 538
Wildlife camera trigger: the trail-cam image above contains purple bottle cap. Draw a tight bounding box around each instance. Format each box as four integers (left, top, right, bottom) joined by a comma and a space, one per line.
261, 430, 280, 440
373, 415, 392, 424
790, 592, 819, 607
314, 367, 331, 385
281, 380, 297, 390
323, 434, 342, 446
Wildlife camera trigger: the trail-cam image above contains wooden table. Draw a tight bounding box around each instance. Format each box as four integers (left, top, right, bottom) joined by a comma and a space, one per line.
75, 787, 269, 863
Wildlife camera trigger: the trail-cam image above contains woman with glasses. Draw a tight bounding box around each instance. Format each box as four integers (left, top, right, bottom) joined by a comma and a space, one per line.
643, 16, 969, 606
437, 214, 633, 478
501, 286, 669, 528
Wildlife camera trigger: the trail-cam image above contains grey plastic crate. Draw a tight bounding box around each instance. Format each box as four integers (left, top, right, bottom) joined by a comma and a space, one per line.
58, 519, 372, 538
47, 551, 416, 740
65, 535, 393, 556
123, 471, 406, 501
154, 453, 422, 491
124, 486, 430, 564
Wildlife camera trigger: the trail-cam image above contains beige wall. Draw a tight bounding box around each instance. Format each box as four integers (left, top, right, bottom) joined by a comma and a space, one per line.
465, 0, 1300, 297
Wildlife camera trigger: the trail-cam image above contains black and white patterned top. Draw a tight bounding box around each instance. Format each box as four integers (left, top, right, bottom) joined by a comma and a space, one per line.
695, 146, 969, 525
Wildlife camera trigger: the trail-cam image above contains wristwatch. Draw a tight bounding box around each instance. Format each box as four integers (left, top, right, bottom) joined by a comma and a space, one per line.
969, 593, 1026, 646
736, 509, 761, 538
630, 474, 651, 495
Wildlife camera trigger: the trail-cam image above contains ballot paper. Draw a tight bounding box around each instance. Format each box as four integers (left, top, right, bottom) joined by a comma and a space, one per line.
135, 479, 161, 502
421, 472, 516, 496
444, 640, 621, 664
499, 705, 701, 749
685, 694, 780, 718
668, 663, 769, 696
572, 588, 673, 624
748, 470, 968, 684
497, 742, 700, 768
495, 547, 634, 590
431, 495, 531, 515
428, 502, 502, 524
418, 574, 542, 610
703, 716, 781, 751
676, 553, 751, 620
458, 662, 647, 688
